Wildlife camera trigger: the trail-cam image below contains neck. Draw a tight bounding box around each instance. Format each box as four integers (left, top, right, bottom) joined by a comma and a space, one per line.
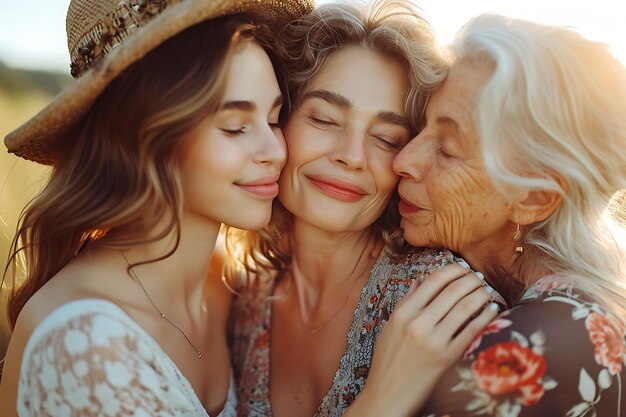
102, 211, 221, 312
462, 239, 550, 304
286, 219, 383, 305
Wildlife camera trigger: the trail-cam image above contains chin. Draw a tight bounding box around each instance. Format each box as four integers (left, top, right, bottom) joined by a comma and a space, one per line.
230, 216, 271, 231
234, 208, 273, 230
400, 226, 427, 248
305, 211, 365, 234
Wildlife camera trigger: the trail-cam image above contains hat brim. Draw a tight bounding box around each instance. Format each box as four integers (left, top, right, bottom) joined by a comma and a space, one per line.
4, 0, 313, 165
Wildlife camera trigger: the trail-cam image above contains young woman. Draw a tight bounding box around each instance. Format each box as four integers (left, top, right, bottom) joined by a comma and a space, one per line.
0, 0, 312, 415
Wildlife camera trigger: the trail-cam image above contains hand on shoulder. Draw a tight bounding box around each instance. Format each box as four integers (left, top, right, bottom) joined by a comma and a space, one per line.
346, 263, 498, 417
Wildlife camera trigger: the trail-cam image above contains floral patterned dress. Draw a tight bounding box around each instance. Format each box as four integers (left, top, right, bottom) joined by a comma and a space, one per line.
229, 247, 505, 417
17, 299, 237, 417
422, 275, 626, 417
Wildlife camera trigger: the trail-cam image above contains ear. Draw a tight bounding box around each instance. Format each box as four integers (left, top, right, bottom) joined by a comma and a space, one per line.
510, 175, 568, 225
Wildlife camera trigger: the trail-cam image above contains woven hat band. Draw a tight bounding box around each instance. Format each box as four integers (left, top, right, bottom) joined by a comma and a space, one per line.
67, 0, 180, 78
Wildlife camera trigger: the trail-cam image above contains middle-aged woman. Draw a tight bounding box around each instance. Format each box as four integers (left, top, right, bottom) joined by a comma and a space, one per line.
394, 14, 626, 416
226, 2, 502, 417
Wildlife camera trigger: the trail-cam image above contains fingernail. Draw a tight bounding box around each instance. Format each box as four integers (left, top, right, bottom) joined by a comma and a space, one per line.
487, 302, 499, 312
475, 272, 485, 281
457, 260, 471, 269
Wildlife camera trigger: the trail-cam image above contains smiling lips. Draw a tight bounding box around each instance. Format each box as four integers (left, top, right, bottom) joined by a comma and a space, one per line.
398, 196, 421, 214
307, 174, 368, 202
236, 175, 280, 198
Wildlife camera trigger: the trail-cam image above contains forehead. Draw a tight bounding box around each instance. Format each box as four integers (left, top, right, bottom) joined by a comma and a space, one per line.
224, 42, 279, 100
429, 60, 492, 123
304, 47, 409, 112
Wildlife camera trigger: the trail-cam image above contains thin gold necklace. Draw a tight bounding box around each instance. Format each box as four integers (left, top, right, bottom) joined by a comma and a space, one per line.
293, 244, 377, 334
292, 264, 362, 334
298, 269, 366, 334
121, 252, 203, 359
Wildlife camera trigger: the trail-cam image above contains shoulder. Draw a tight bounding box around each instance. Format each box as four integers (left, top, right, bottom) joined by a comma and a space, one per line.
13, 300, 195, 416
28, 298, 142, 342
2, 264, 132, 382
18, 299, 153, 373
369, 247, 457, 293
386, 247, 457, 267
424, 277, 626, 416
0, 279, 102, 391
359, 248, 458, 321
378, 247, 457, 283
1, 299, 147, 416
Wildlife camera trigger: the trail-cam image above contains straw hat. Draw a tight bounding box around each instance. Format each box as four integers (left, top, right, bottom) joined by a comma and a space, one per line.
4, 0, 314, 165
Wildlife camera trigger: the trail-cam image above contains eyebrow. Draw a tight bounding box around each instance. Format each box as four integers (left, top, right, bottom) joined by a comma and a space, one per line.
301, 89, 352, 109
221, 95, 283, 112
377, 111, 411, 131
303, 89, 410, 130
436, 116, 461, 135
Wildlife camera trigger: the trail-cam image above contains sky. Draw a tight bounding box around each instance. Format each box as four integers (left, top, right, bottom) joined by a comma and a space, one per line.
0, 0, 625, 73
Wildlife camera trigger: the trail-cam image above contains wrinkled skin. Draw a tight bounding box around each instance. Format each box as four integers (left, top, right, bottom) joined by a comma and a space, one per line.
394, 61, 516, 265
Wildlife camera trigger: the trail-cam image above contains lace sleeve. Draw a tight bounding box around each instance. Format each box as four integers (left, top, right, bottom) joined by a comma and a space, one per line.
421, 281, 626, 417
17, 301, 202, 417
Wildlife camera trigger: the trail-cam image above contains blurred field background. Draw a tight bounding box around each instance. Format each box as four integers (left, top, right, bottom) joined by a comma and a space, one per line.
0, 62, 71, 355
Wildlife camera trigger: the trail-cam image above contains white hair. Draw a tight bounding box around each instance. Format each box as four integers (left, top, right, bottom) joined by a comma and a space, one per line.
452, 14, 626, 319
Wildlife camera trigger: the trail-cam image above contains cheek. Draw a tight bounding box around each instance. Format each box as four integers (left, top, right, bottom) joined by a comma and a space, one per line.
181, 137, 244, 191
370, 150, 399, 193
283, 121, 321, 168
362, 152, 399, 221
197, 144, 231, 175
425, 165, 494, 246
428, 171, 465, 221
428, 159, 495, 209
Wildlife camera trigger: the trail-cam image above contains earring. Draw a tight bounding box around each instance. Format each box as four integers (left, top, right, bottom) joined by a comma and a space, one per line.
513, 223, 523, 253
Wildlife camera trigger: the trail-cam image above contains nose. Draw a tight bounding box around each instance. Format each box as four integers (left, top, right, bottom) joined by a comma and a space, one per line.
254, 124, 287, 167
393, 132, 432, 181
330, 127, 366, 170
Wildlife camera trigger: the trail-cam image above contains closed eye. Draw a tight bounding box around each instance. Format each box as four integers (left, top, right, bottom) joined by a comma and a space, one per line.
435, 141, 452, 158
308, 115, 337, 127
373, 135, 405, 152
220, 127, 248, 136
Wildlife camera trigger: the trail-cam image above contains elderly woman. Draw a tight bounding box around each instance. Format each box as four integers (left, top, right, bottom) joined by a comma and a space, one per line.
393, 14, 626, 416
225, 2, 502, 417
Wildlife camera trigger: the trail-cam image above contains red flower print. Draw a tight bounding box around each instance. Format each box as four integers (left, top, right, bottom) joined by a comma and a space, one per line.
585, 312, 625, 375
464, 318, 513, 357
472, 342, 547, 406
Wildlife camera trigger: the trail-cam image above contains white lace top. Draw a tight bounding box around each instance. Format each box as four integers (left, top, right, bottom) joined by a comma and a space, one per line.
17, 299, 236, 417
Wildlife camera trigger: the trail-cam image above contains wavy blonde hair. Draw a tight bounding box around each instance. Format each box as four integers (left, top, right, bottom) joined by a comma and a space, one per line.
2, 16, 287, 330
225, 0, 448, 286
453, 14, 626, 317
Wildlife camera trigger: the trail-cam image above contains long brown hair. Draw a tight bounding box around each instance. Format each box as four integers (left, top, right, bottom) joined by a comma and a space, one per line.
2, 15, 287, 330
